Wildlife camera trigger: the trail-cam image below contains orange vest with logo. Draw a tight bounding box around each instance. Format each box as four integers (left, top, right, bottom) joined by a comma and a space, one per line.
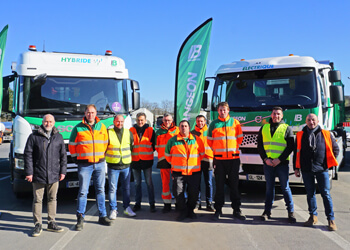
193, 124, 213, 162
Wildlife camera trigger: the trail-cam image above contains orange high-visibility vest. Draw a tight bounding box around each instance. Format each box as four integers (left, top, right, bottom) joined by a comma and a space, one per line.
165, 133, 205, 175
130, 126, 154, 161
69, 117, 108, 163
207, 115, 243, 160
295, 130, 338, 169
155, 125, 179, 162
193, 124, 213, 162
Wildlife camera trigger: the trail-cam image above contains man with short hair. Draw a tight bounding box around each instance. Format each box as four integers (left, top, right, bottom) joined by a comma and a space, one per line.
69, 104, 111, 231
24, 114, 67, 237
156, 113, 179, 213
191, 115, 214, 212
165, 120, 205, 221
106, 114, 136, 219
208, 102, 245, 220
130, 112, 156, 213
294, 113, 339, 231
257, 107, 296, 223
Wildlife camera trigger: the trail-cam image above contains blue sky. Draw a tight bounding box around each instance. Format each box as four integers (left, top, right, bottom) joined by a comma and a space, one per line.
1, 0, 350, 104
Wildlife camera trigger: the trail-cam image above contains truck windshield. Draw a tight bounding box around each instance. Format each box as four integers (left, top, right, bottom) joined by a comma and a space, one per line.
212, 68, 317, 111
20, 76, 128, 116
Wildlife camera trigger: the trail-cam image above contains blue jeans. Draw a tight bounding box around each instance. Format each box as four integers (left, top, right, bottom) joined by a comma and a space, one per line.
133, 168, 155, 206
302, 170, 334, 220
263, 163, 294, 213
77, 162, 107, 218
108, 167, 131, 210
198, 162, 213, 204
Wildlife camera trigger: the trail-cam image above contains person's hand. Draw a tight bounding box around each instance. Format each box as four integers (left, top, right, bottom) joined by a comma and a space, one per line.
294, 169, 301, 177
25, 175, 33, 182
59, 174, 66, 181
265, 159, 274, 166
272, 159, 281, 167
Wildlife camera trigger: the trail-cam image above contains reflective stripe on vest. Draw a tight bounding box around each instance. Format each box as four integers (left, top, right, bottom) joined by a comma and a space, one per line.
262, 123, 289, 160
130, 127, 154, 161
295, 130, 338, 169
106, 129, 132, 164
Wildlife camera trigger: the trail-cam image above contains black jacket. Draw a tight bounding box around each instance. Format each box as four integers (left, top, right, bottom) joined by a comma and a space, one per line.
24, 126, 67, 184
257, 118, 294, 166
293, 126, 339, 173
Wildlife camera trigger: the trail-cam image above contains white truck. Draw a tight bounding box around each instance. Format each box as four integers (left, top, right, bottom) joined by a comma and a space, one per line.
2, 45, 140, 196
205, 55, 346, 185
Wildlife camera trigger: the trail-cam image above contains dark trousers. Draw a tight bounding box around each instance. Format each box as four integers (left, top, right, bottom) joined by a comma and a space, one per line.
172, 171, 201, 213
214, 158, 241, 211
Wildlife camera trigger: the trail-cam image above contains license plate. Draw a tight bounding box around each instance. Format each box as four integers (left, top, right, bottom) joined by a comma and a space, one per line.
66, 180, 93, 188
3, 136, 12, 141
247, 174, 265, 181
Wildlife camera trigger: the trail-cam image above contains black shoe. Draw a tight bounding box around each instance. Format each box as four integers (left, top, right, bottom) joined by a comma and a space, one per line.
133, 204, 141, 212
212, 210, 222, 221
150, 204, 156, 213
188, 211, 197, 219
75, 214, 84, 231
176, 211, 187, 221
47, 221, 64, 233
206, 203, 215, 212
260, 211, 271, 221
233, 209, 246, 220
162, 204, 171, 213
288, 212, 297, 223
32, 223, 42, 237
98, 216, 112, 226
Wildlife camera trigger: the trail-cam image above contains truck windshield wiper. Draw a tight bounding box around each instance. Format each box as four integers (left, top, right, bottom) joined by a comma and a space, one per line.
283, 104, 305, 109
24, 109, 74, 116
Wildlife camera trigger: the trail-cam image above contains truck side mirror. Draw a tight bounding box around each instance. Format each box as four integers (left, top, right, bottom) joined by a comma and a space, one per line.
329, 85, 343, 104
204, 80, 210, 91
201, 93, 208, 109
130, 80, 140, 91
329, 70, 341, 83
132, 92, 140, 110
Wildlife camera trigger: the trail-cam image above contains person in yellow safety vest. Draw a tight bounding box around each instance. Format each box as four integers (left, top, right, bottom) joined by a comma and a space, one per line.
165, 120, 205, 221
130, 112, 156, 213
293, 113, 339, 231
69, 104, 111, 231
257, 106, 296, 223
207, 102, 245, 220
106, 114, 136, 219
155, 113, 179, 213
191, 115, 215, 212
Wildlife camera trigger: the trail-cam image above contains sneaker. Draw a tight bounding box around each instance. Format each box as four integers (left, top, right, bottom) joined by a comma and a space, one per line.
47, 221, 64, 233
288, 212, 297, 223
233, 209, 246, 220
133, 204, 141, 212
212, 210, 222, 221
124, 206, 136, 217
109, 210, 118, 220
194, 203, 201, 211
206, 203, 215, 212
98, 216, 112, 226
75, 214, 84, 231
260, 211, 271, 221
304, 215, 318, 227
150, 204, 156, 213
328, 220, 337, 231
32, 223, 42, 237
162, 204, 171, 213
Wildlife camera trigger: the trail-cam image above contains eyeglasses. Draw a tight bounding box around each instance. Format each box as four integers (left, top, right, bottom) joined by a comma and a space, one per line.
164, 120, 172, 122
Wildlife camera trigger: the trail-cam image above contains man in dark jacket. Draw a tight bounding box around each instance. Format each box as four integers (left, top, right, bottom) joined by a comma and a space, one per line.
294, 113, 339, 231
24, 114, 67, 237
257, 107, 296, 223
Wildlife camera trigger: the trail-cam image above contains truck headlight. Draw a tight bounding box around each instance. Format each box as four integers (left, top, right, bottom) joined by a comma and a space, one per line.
14, 158, 25, 170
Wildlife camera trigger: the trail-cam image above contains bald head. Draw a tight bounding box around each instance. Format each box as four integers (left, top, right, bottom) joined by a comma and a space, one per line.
306, 113, 318, 130
42, 114, 55, 132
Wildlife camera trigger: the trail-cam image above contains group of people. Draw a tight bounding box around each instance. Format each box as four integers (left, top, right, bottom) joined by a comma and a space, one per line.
23, 102, 339, 237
